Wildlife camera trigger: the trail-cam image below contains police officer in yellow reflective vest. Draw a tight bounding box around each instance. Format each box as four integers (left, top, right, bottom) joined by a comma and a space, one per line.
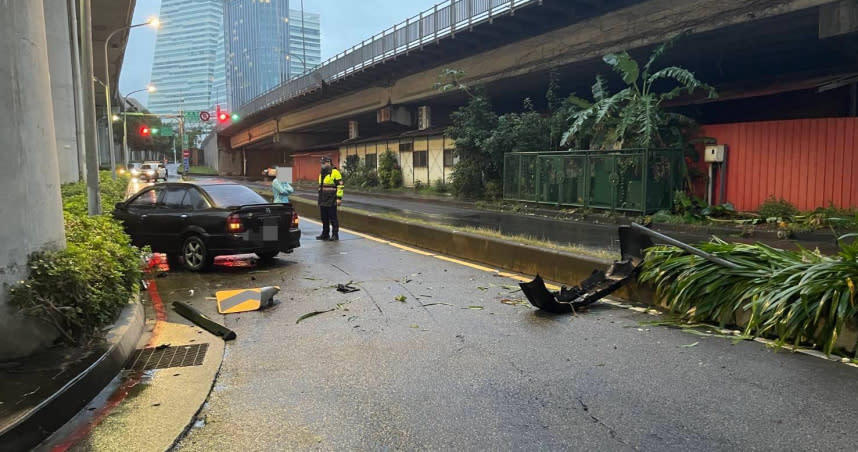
316, 156, 344, 241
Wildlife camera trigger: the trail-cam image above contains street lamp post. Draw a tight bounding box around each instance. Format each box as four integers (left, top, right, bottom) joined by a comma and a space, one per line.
103, 17, 158, 179
285, 54, 306, 81
121, 85, 156, 165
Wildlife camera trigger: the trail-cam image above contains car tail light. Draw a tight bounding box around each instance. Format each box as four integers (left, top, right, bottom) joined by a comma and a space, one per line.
227, 214, 245, 233
291, 211, 299, 229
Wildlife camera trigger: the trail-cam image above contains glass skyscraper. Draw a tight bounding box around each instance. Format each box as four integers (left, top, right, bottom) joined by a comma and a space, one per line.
225, 0, 321, 110
148, 0, 226, 115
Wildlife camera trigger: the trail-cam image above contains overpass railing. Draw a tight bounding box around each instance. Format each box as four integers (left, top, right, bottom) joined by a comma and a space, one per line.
237, 0, 541, 118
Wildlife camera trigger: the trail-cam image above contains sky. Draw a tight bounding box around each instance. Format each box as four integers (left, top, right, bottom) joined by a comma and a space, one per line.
119, 0, 440, 107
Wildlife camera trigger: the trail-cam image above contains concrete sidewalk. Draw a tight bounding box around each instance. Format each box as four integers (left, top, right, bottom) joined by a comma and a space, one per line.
41, 278, 226, 452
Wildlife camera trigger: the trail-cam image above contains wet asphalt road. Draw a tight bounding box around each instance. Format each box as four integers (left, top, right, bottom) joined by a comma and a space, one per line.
152, 222, 858, 451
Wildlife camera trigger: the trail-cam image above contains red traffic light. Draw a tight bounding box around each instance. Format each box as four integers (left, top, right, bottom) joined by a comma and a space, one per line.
139, 125, 151, 136
216, 105, 231, 124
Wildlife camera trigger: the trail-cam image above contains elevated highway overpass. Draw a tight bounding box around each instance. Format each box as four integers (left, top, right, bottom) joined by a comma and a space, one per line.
215, 0, 856, 179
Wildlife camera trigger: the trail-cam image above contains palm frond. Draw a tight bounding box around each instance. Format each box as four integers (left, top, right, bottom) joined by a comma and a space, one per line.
649, 67, 717, 99
640, 239, 858, 355
603, 52, 640, 86
592, 75, 610, 102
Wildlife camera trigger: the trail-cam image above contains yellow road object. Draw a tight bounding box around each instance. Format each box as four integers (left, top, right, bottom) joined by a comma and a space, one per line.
216, 286, 280, 314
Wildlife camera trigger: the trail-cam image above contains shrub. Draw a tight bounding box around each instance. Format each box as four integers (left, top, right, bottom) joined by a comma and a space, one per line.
433, 178, 449, 193
484, 181, 502, 201
8, 173, 143, 345
62, 171, 130, 216
378, 150, 403, 189
414, 180, 424, 191
389, 167, 403, 188
450, 163, 484, 200
758, 196, 798, 219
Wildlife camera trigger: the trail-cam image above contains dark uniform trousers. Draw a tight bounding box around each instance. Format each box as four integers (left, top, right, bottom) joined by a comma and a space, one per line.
318, 168, 343, 238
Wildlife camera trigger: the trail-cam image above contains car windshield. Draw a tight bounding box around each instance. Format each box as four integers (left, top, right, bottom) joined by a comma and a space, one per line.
203, 184, 267, 208
141, 164, 153, 170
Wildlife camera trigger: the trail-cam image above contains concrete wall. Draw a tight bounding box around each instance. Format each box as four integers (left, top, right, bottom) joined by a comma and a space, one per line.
202, 132, 219, 172
219, 148, 244, 176
0, 1, 67, 360
43, 0, 80, 183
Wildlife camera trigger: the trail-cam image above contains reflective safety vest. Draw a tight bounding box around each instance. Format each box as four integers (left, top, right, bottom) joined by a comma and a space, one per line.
318, 168, 344, 207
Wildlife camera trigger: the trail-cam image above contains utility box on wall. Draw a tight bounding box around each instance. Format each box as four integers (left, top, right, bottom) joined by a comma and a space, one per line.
704, 145, 726, 163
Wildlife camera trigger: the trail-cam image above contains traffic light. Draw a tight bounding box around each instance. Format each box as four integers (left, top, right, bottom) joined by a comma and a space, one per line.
139, 125, 151, 136
216, 105, 234, 124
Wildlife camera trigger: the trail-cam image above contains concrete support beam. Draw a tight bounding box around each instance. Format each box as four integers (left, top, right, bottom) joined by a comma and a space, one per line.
0, 0, 67, 360
44, 0, 80, 183
820, 0, 858, 38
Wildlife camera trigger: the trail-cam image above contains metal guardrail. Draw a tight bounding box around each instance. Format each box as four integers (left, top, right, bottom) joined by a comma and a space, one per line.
237, 0, 540, 119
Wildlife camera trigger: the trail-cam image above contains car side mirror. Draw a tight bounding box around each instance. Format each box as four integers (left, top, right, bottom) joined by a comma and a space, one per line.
115, 202, 126, 211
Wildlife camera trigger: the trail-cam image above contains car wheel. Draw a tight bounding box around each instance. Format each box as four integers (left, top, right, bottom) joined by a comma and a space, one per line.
181, 235, 211, 271
256, 250, 279, 261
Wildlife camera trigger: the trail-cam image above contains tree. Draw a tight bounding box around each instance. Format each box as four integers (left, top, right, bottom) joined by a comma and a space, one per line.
563, 39, 717, 150
445, 94, 498, 199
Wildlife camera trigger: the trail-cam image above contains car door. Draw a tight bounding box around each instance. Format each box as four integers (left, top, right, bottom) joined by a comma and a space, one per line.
146, 186, 191, 252
124, 186, 165, 247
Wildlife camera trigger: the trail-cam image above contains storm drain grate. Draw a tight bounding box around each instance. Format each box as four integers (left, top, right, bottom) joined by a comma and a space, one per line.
126, 343, 209, 371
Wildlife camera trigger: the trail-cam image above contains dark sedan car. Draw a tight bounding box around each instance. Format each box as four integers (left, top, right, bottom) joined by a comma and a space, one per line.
113, 182, 301, 271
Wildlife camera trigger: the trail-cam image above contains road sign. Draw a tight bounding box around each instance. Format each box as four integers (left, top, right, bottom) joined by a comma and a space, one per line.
182, 149, 191, 158
183, 157, 190, 174
184, 111, 200, 122
199, 111, 211, 122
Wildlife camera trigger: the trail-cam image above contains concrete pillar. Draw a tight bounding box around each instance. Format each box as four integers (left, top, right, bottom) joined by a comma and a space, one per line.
0, 0, 67, 360
44, 0, 80, 183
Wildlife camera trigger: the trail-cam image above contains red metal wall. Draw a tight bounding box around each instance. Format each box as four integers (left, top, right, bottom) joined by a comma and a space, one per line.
702, 118, 858, 211
292, 150, 339, 182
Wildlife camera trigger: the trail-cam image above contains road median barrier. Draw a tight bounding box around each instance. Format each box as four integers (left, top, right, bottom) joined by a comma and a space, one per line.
289, 196, 654, 304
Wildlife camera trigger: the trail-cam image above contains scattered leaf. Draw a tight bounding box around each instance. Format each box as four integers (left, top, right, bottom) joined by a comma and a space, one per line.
467, 306, 484, 310
476, 286, 489, 291
296, 309, 334, 324
680, 342, 699, 348
303, 277, 320, 281
500, 299, 529, 306
395, 295, 407, 302
424, 302, 455, 307
410, 324, 419, 329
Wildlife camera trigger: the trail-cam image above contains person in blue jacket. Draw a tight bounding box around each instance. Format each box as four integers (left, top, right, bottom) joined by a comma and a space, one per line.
272, 177, 294, 204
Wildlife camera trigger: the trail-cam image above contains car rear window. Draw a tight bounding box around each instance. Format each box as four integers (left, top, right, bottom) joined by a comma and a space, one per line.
203, 184, 266, 208
141, 164, 152, 170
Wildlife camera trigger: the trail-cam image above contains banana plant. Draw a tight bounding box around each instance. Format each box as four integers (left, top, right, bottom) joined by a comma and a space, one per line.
563, 39, 717, 149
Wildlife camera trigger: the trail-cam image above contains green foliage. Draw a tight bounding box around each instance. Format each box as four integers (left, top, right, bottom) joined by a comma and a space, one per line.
377, 150, 402, 189
640, 238, 858, 354
9, 175, 143, 345
433, 178, 449, 193
342, 155, 380, 189
564, 39, 716, 150
758, 196, 799, 220
61, 171, 130, 216
446, 94, 499, 199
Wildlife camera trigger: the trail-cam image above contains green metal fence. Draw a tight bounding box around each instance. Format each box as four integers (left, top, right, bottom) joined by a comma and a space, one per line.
503, 149, 684, 214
